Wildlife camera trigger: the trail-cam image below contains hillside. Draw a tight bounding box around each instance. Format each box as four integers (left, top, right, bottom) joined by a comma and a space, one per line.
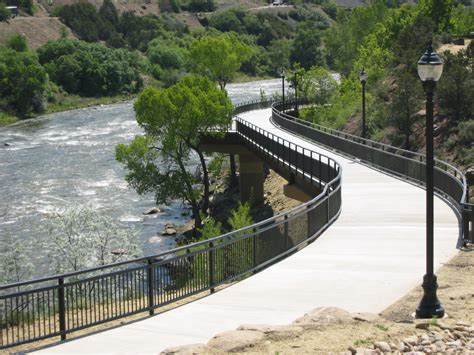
0, 16, 77, 49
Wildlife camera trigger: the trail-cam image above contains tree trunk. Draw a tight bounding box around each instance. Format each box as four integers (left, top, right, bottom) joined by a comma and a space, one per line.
229, 154, 238, 187
195, 148, 210, 214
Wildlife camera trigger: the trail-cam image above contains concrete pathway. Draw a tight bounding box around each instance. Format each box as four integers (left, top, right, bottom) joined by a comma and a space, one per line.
33, 108, 460, 354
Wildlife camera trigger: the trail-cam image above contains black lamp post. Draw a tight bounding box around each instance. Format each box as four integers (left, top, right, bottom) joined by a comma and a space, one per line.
359, 69, 368, 139
416, 43, 444, 319
280, 68, 286, 108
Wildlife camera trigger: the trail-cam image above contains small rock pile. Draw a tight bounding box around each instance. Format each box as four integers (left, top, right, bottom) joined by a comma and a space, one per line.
347, 321, 474, 355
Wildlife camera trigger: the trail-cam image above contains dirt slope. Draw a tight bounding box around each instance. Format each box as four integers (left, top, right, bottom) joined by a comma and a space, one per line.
0, 17, 76, 49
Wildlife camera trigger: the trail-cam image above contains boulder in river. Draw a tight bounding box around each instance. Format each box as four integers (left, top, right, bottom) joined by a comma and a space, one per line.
161, 228, 177, 236
143, 207, 161, 215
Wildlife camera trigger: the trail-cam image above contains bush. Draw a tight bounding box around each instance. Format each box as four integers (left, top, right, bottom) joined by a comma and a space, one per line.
6, 34, 28, 52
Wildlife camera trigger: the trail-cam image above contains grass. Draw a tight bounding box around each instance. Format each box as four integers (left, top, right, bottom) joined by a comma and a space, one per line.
44, 93, 134, 115
0, 94, 134, 128
0, 112, 18, 126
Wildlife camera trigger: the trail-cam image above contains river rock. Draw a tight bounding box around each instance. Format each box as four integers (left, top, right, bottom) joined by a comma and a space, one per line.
403, 335, 418, 346
144, 207, 161, 215
293, 307, 353, 326
415, 322, 430, 330
148, 236, 162, 244
160, 343, 215, 354
207, 330, 264, 352
374, 341, 391, 352
161, 228, 177, 236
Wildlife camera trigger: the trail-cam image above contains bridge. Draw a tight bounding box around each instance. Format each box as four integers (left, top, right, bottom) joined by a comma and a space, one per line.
1, 100, 472, 353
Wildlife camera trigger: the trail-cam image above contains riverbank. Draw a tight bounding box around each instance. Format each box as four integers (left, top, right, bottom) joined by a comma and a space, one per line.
0, 93, 135, 127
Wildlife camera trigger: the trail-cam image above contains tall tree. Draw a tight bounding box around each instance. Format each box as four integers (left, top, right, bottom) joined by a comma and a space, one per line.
116, 76, 233, 231
290, 21, 325, 70
436, 50, 474, 126
188, 33, 252, 186
188, 33, 252, 90
388, 70, 423, 150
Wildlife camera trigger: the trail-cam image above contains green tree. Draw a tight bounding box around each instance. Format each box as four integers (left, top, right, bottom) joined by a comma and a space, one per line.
450, 4, 474, 37
6, 34, 28, 52
116, 76, 233, 231
388, 70, 423, 150
266, 39, 292, 75
0, 47, 47, 116
38, 39, 143, 96
58, 2, 101, 42
0, 2, 10, 21
188, 33, 252, 90
418, 0, 454, 33
299, 66, 338, 105
291, 21, 325, 70
393, 14, 434, 73
147, 38, 186, 70
436, 50, 473, 126
99, 0, 119, 27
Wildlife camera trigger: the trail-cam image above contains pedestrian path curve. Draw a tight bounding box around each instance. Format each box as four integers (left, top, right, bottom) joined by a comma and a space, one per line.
33, 108, 460, 354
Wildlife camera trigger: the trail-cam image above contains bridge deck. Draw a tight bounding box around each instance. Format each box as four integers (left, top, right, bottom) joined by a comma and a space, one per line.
33, 108, 460, 354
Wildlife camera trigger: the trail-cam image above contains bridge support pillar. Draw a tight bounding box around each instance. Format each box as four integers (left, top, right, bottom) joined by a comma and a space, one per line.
283, 183, 311, 202
239, 153, 264, 205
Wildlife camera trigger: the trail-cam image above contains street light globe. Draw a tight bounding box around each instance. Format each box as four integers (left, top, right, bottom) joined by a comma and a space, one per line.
359, 69, 368, 83
418, 44, 443, 82
279, 68, 286, 77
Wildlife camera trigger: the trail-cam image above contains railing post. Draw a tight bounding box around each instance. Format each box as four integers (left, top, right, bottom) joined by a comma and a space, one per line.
307, 205, 311, 239
326, 189, 330, 224
147, 259, 154, 316
209, 242, 215, 293
252, 228, 258, 273
58, 277, 66, 341
284, 215, 289, 250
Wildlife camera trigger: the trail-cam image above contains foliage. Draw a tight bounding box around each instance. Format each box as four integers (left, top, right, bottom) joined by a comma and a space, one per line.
418, 0, 454, 33
387, 69, 423, 150
147, 38, 187, 70
266, 39, 292, 75
185, 0, 215, 12
188, 33, 253, 89
38, 39, 143, 96
450, 5, 474, 36
58, 2, 102, 42
0, 1, 10, 21
299, 66, 338, 105
291, 21, 325, 70
0, 46, 48, 116
45, 206, 141, 273
6, 34, 28, 52
117, 13, 165, 51
436, 50, 473, 126
116, 76, 233, 230
228, 203, 253, 232
323, 1, 388, 75
0, 234, 33, 285
198, 216, 222, 241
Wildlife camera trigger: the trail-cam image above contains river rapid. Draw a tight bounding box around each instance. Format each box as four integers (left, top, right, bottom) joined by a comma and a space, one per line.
0, 79, 282, 271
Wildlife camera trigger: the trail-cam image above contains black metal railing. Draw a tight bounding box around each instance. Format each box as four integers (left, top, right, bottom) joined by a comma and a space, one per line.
272, 99, 472, 243
0, 100, 342, 349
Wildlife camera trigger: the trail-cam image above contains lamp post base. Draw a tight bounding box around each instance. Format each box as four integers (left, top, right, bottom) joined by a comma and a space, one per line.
416, 274, 445, 318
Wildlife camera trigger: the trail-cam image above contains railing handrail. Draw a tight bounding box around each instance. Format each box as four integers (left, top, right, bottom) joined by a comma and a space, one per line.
0, 99, 341, 291
272, 99, 469, 206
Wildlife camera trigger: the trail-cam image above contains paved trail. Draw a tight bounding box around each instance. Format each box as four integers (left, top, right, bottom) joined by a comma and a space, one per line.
33, 108, 460, 354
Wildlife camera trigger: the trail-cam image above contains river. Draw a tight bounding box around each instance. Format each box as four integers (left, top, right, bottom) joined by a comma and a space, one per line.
0, 79, 283, 269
